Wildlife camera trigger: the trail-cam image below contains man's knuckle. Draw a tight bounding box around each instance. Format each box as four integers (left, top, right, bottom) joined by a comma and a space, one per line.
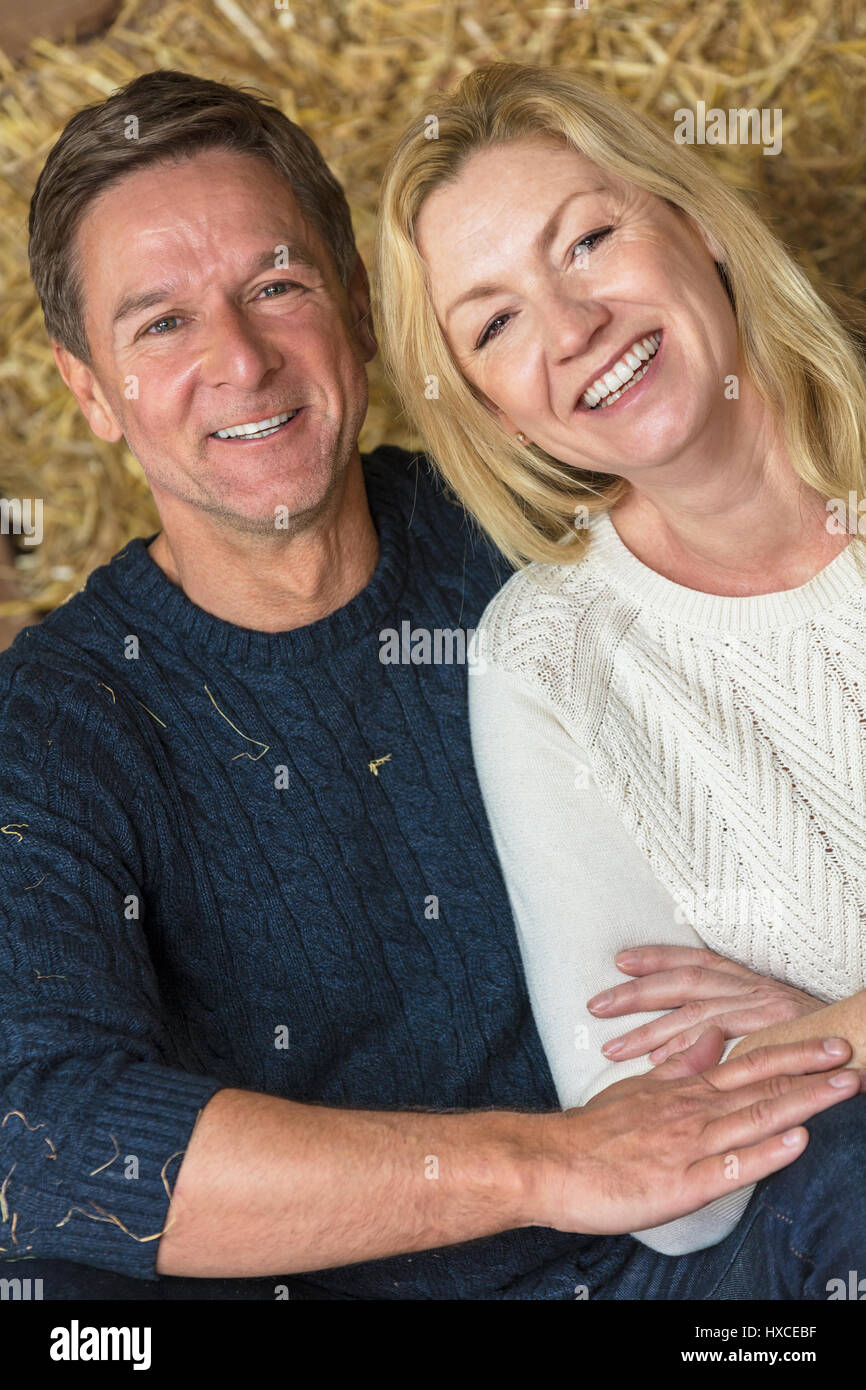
748, 1096, 778, 1129
662, 1091, 703, 1123
762, 1072, 791, 1100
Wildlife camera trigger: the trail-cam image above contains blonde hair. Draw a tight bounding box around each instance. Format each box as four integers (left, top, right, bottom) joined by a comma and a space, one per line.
375, 61, 866, 571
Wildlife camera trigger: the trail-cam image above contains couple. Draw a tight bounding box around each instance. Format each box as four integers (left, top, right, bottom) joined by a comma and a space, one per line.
1, 61, 864, 1301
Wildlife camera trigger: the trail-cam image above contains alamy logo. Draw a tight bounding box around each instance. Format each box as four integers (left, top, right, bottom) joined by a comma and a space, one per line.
0, 497, 42, 545
378, 622, 487, 670
49, 1319, 152, 1371
673, 101, 782, 156
826, 1270, 866, 1299
0, 1276, 43, 1299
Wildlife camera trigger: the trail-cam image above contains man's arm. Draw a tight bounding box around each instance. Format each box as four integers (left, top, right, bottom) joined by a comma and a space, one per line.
2, 659, 858, 1281
155, 1034, 861, 1277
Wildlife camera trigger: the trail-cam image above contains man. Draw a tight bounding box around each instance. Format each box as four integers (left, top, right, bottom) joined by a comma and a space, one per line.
1, 69, 863, 1301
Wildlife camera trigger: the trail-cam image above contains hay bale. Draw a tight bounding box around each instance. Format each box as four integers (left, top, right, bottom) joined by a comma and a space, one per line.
0, 0, 864, 614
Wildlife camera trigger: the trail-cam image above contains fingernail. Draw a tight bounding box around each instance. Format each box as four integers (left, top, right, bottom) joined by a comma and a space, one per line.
782, 1130, 804, 1147
602, 1039, 625, 1057
589, 992, 613, 1011
829, 1072, 858, 1087
823, 1038, 848, 1055
615, 953, 637, 968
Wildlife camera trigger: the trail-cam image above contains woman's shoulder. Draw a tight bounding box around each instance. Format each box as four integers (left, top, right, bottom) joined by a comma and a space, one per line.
473, 548, 612, 688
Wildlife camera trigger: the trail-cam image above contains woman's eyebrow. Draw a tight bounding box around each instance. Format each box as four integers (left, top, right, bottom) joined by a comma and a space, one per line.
444, 185, 607, 327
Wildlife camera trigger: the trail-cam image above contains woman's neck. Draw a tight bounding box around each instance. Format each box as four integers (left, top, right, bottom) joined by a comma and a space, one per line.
608, 437, 848, 598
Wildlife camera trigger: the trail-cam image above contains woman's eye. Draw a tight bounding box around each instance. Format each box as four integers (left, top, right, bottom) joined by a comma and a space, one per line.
477, 313, 511, 349
571, 227, 613, 262
475, 228, 614, 349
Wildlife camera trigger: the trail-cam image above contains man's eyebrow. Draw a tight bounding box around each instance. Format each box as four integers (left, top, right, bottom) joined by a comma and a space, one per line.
444, 187, 607, 326
111, 244, 319, 328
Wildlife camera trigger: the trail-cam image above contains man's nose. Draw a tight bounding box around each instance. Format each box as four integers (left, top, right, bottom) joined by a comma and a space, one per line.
200, 303, 283, 388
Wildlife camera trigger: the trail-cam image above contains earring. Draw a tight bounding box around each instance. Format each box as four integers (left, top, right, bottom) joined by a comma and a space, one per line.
516, 431, 528, 444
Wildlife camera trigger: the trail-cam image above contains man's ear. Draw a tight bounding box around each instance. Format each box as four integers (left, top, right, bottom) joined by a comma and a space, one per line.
344, 254, 379, 363
50, 341, 124, 443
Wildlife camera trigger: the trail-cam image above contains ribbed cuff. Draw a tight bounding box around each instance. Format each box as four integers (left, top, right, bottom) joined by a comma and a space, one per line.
29, 1063, 225, 1283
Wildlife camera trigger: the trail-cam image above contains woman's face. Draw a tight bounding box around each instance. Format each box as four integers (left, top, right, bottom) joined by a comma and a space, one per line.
415, 136, 739, 479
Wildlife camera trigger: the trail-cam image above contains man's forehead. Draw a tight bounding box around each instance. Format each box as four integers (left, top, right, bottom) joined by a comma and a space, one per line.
72, 150, 329, 339
80, 149, 308, 243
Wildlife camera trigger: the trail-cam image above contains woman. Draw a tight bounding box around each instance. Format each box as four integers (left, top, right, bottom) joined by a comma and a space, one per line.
374, 62, 866, 1255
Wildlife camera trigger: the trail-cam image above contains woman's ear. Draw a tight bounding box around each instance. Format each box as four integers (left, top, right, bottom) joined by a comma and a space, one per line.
470, 383, 523, 439
690, 214, 725, 264
669, 202, 725, 264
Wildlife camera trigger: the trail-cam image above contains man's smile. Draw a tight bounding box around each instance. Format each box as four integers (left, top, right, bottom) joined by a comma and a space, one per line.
210, 407, 303, 441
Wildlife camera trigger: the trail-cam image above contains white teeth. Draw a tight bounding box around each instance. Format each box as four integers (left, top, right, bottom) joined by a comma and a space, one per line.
581, 333, 660, 410
214, 410, 298, 439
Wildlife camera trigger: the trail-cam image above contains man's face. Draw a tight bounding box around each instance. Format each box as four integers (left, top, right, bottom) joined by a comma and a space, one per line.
62, 147, 375, 536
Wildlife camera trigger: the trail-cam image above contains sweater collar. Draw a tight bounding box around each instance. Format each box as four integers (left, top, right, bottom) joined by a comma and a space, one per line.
588, 507, 866, 632
96, 450, 410, 668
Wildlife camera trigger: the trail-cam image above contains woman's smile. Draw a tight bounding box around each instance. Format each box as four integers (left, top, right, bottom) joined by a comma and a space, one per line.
574, 329, 664, 417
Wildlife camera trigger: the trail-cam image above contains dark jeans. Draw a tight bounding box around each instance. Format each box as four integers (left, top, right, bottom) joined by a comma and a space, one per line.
12, 1093, 866, 1300
593, 1089, 866, 1299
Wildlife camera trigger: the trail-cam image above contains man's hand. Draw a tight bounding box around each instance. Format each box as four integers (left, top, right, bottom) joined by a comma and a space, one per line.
525, 1030, 865, 1237
586, 945, 823, 1064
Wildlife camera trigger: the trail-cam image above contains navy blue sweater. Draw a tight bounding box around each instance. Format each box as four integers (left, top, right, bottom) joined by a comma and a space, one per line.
0, 445, 618, 1299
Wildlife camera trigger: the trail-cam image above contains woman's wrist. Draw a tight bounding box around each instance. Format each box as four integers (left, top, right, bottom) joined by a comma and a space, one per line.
726, 990, 866, 1069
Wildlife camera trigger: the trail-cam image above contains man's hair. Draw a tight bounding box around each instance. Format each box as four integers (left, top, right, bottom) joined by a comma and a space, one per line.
28, 68, 358, 365
376, 61, 866, 570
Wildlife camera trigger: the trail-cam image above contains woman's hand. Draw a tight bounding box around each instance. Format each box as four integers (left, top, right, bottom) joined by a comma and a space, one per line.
586, 945, 825, 1064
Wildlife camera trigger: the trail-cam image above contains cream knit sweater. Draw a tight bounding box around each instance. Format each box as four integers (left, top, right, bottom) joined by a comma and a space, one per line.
468, 507, 866, 1256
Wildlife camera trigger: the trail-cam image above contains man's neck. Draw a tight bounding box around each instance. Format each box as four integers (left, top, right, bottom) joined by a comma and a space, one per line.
147, 452, 380, 633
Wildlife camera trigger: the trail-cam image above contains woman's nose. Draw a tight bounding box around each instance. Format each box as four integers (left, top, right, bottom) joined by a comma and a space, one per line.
539, 294, 595, 363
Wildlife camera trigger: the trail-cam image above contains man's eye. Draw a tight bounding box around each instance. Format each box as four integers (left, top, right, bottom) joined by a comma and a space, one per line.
259, 281, 303, 297
146, 316, 180, 336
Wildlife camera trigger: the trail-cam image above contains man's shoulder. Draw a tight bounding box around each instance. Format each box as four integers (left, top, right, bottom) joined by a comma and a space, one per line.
0, 577, 146, 747
0, 628, 114, 722
363, 443, 513, 603
0, 575, 116, 684
363, 442, 464, 524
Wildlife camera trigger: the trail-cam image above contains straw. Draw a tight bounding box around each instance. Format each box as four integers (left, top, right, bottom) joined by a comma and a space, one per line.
0, 0, 863, 616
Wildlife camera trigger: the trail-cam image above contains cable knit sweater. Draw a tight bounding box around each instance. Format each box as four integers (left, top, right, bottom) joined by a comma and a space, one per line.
1, 445, 631, 1301
468, 506, 866, 1255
